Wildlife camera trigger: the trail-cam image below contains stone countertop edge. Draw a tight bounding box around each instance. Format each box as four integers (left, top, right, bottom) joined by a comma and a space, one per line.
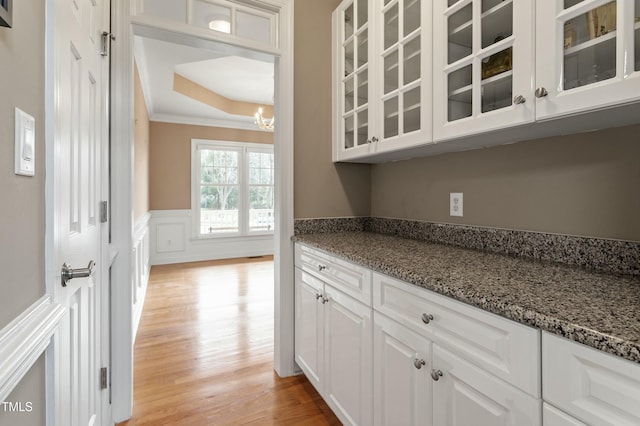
293, 232, 640, 365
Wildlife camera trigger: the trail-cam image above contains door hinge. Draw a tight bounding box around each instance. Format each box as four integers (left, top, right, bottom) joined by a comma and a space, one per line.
100, 201, 108, 223
100, 31, 115, 57
100, 367, 108, 390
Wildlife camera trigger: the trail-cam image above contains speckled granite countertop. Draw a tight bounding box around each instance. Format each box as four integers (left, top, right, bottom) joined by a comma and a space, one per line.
294, 232, 640, 364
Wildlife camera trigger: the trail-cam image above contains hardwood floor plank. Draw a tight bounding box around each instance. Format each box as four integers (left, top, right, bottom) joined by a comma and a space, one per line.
118, 256, 340, 426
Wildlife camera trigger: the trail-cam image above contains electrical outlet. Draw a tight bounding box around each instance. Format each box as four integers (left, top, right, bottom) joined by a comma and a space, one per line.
450, 193, 463, 217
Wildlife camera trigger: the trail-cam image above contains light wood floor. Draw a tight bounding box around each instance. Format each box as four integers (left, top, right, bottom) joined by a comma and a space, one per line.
118, 256, 340, 426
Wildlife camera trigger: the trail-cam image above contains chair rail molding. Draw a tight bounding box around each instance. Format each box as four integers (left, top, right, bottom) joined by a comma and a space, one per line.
0, 296, 65, 402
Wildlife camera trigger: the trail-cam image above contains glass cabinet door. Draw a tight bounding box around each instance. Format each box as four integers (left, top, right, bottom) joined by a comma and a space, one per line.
535, 0, 640, 119
335, 0, 373, 160
377, 0, 431, 147
433, 0, 535, 141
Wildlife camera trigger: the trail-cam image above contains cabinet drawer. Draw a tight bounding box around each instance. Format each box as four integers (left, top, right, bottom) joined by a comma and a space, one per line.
373, 272, 540, 397
295, 244, 372, 305
543, 332, 640, 426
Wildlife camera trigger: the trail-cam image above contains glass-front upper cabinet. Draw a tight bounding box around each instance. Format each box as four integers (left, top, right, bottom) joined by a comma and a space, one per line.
375, 0, 431, 151
333, 0, 375, 161
535, 0, 640, 119
433, 0, 535, 142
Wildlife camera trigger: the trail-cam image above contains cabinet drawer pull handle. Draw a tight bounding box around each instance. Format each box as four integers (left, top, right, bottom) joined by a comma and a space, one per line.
421, 313, 434, 324
430, 369, 443, 381
318, 264, 327, 272
535, 87, 548, 98
414, 358, 426, 369
513, 95, 526, 104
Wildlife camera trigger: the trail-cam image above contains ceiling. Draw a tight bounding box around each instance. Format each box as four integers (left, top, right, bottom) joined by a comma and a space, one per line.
133, 35, 275, 130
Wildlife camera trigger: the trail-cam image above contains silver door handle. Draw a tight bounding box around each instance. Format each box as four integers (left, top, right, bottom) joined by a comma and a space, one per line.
61, 260, 96, 287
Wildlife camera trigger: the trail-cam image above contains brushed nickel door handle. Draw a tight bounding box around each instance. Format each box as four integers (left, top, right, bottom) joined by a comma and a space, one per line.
61, 260, 96, 287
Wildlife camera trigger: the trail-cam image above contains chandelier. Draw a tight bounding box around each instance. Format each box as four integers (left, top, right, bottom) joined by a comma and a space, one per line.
254, 107, 274, 131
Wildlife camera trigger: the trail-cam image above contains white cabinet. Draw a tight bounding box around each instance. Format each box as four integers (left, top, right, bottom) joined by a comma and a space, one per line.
433, 0, 536, 141
294, 247, 373, 426
372, 271, 541, 426
373, 272, 541, 397
433, 345, 542, 426
373, 312, 432, 426
544, 404, 588, 426
543, 332, 640, 426
333, 0, 640, 163
535, 0, 640, 120
333, 0, 432, 162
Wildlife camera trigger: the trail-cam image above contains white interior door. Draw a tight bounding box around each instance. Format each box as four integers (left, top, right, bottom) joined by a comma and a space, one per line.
52, 0, 110, 424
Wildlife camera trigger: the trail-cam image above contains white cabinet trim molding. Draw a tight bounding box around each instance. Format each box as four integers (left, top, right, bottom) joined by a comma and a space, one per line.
133, 213, 151, 342
0, 296, 65, 402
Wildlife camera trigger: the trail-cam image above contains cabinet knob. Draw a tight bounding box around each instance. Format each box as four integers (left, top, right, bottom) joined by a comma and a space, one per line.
371, 136, 379, 143
367, 139, 372, 144
322, 296, 329, 304
535, 87, 548, 98
513, 95, 526, 105
430, 369, 443, 381
318, 264, 327, 272
421, 313, 434, 324
315, 293, 323, 300
413, 358, 426, 370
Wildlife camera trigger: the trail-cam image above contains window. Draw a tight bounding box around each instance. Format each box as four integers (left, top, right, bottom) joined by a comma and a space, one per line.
193, 140, 274, 237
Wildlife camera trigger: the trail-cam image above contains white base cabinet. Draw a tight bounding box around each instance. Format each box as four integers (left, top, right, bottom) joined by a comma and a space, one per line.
433, 345, 541, 426
295, 243, 640, 426
373, 312, 432, 426
294, 259, 373, 426
543, 332, 640, 426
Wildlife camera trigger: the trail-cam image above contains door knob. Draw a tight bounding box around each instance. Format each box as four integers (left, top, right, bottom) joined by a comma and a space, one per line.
421, 313, 434, 324
535, 87, 548, 98
513, 95, 526, 104
61, 260, 96, 287
430, 369, 443, 381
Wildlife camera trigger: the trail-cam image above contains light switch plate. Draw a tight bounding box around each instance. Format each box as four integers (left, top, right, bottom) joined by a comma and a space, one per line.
450, 192, 463, 217
15, 108, 36, 176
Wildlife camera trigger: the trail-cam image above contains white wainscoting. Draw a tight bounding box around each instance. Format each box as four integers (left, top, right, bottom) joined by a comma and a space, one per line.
0, 296, 65, 402
132, 213, 151, 342
150, 210, 274, 265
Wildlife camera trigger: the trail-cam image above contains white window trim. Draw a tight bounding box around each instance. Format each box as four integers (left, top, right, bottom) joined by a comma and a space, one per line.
191, 139, 274, 240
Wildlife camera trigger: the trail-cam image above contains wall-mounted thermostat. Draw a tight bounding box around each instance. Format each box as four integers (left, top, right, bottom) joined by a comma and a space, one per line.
15, 108, 35, 176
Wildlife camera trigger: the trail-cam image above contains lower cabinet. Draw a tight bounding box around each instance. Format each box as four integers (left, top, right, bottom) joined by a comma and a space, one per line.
294, 267, 373, 426
432, 345, 541, 426
373, 312, 432, 426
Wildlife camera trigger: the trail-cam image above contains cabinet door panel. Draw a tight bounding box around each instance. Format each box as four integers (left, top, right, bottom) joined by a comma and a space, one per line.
433, 0, 535, 141
374, 0, 432, 154
324, 285, 373, 426
373, 313, 432, 426
536, 0, 640, 119
543, 332, 640, 426
294, 268, 325, 393
333, 0, 375, 161
433, 346, 541, 426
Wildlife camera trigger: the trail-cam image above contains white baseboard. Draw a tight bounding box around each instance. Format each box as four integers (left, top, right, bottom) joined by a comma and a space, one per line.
0, 296, 65, 402
149, 210, 274, 265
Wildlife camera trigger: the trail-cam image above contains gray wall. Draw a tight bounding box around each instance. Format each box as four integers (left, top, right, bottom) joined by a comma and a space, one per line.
294, 0, 371, 219
371, 124, 640, 241
0, 0, 47, 424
